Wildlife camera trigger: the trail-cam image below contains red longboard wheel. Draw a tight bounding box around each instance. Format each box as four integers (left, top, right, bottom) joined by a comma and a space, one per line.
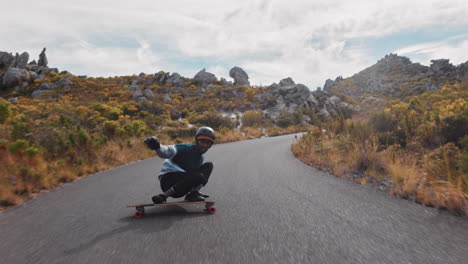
134, 210, 144, 218
207, 206, 216, 214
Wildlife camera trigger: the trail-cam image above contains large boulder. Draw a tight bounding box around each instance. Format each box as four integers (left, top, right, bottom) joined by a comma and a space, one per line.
0, 52, 14, 68
194, 69, 217, 87
166, 72, 185, 87
2, 67, 31, 89
279, 77, 295, 87
229, 66, 250, 86
12, 52, 29, 69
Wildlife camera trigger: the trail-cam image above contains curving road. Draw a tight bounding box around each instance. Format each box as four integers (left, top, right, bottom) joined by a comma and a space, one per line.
0, 134, 467, 264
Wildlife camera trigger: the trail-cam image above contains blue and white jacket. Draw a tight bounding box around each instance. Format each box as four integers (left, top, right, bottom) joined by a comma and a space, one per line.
156, 143, 204, 178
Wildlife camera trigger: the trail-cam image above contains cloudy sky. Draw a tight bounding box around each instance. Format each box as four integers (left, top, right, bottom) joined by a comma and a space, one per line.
3, 0, 468, 89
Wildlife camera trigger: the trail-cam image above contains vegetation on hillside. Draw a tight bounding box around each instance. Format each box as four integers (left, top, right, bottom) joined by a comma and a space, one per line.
293, 81, 468, 216
0, 72, 307, 209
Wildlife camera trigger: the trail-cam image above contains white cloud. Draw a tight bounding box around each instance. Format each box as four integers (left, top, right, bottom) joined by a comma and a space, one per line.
2, 0, 468, 89
395, 34, 468, 65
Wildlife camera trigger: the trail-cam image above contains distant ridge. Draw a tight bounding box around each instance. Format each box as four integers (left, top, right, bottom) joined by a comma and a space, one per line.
323, 53, 468, 100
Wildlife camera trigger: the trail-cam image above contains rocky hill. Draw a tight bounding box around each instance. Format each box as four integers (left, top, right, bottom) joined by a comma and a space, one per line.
323, 54, 468, 101
0, 48, 355, 125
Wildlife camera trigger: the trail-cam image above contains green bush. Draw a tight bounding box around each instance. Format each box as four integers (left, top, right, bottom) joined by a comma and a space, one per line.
124, 120, 148, 136
0, 100, 10, 123
25, 146, 41, 157
11, 115, 30, 140
103, 120, 120, 137
369, 112, 395, 133
242, 111, 263, 127
440, 114, 468, 146
8, 140, 29, 154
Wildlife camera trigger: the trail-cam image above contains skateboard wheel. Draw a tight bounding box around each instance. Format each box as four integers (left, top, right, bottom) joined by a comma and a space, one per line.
207, 206, 216, 214
134, 210, 144, 218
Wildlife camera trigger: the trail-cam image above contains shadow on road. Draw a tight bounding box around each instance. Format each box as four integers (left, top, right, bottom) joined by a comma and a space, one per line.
63, 206, 213, 255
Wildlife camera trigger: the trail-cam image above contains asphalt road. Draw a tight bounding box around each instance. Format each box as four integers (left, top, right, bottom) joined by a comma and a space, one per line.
0, 134, 467, 264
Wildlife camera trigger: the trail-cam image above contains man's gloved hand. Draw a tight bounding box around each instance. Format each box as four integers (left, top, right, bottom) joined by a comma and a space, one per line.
144, 136, 160, 150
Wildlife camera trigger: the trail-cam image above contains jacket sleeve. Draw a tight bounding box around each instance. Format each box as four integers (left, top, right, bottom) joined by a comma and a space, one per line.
155, 145, 177, 159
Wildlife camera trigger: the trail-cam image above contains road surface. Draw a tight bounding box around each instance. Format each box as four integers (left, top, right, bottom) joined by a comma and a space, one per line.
0, 134, 467, 263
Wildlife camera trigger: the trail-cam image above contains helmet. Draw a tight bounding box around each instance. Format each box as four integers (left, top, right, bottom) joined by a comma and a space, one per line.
195, 127, 216, 142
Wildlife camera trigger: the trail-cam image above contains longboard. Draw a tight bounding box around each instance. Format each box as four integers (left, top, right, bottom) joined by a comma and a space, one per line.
128, 201, 216, 218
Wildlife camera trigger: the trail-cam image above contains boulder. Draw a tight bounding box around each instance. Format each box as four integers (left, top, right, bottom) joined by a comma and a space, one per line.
125, 85, 138, 92
0, 52, 14, 68
267, 83, 281, 94
163, 94, 172, 104
8, 97, 18, 104
56, 76, 72, 89
12, 52, 29, 69
166, 72, 185, 87
144, 89, 155, 99
31, 90, 47, 99
38, 82, 57, 90
131, 88, 146, 101
2, 67, 31, 89
220, 78, 233, 88
194, 69, 217, 87
38, 48, 48, 67
229, 66, 250, 86
279, 77, 295, 87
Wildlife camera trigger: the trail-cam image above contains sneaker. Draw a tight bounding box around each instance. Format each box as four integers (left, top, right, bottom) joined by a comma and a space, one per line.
185, 191, 205, 202
199, 192, 210, 198
152, 194, 166, 204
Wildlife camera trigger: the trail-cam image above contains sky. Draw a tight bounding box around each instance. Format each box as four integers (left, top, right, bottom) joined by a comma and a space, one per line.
3, 0, 468, 90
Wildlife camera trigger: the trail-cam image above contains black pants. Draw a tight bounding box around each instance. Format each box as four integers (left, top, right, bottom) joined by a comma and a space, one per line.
160, 162, 213, 198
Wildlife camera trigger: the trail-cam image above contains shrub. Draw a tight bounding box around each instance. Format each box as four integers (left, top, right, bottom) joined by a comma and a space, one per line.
103, 120, 120, 137
242, 111, 263, 127
440, 114, 468, 146
8, 140, 29, 155
164, 127, 198, 139
123, 120, 148, 136
0, 100, 10, 123
196, 111, 234, 129
276, 112, 295, 128
369, 112, 395, 133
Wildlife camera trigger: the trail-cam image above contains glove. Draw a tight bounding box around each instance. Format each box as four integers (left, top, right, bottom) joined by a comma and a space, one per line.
144, 136, 160, 150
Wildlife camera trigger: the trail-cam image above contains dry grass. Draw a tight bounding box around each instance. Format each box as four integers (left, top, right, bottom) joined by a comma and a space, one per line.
292, 130, 468, 216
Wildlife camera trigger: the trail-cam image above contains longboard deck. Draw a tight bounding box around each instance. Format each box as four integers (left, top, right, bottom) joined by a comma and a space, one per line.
128, 200, 216, 218
128, 200, 215, 208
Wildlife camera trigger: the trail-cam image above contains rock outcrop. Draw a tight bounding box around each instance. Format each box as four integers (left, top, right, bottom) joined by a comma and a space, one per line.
194, 69, 217, 87
261, 77, 357, 121
229, 66, 250, 86
152, 72, 186, 87
0, 48, 58, 90
38, 48, 48, 67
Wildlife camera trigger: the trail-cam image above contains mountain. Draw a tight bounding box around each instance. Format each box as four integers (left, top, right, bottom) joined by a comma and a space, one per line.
323, 54, 468, 101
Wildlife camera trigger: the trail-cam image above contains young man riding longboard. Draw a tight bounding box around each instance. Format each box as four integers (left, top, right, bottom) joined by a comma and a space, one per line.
144, 127, 215, 204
